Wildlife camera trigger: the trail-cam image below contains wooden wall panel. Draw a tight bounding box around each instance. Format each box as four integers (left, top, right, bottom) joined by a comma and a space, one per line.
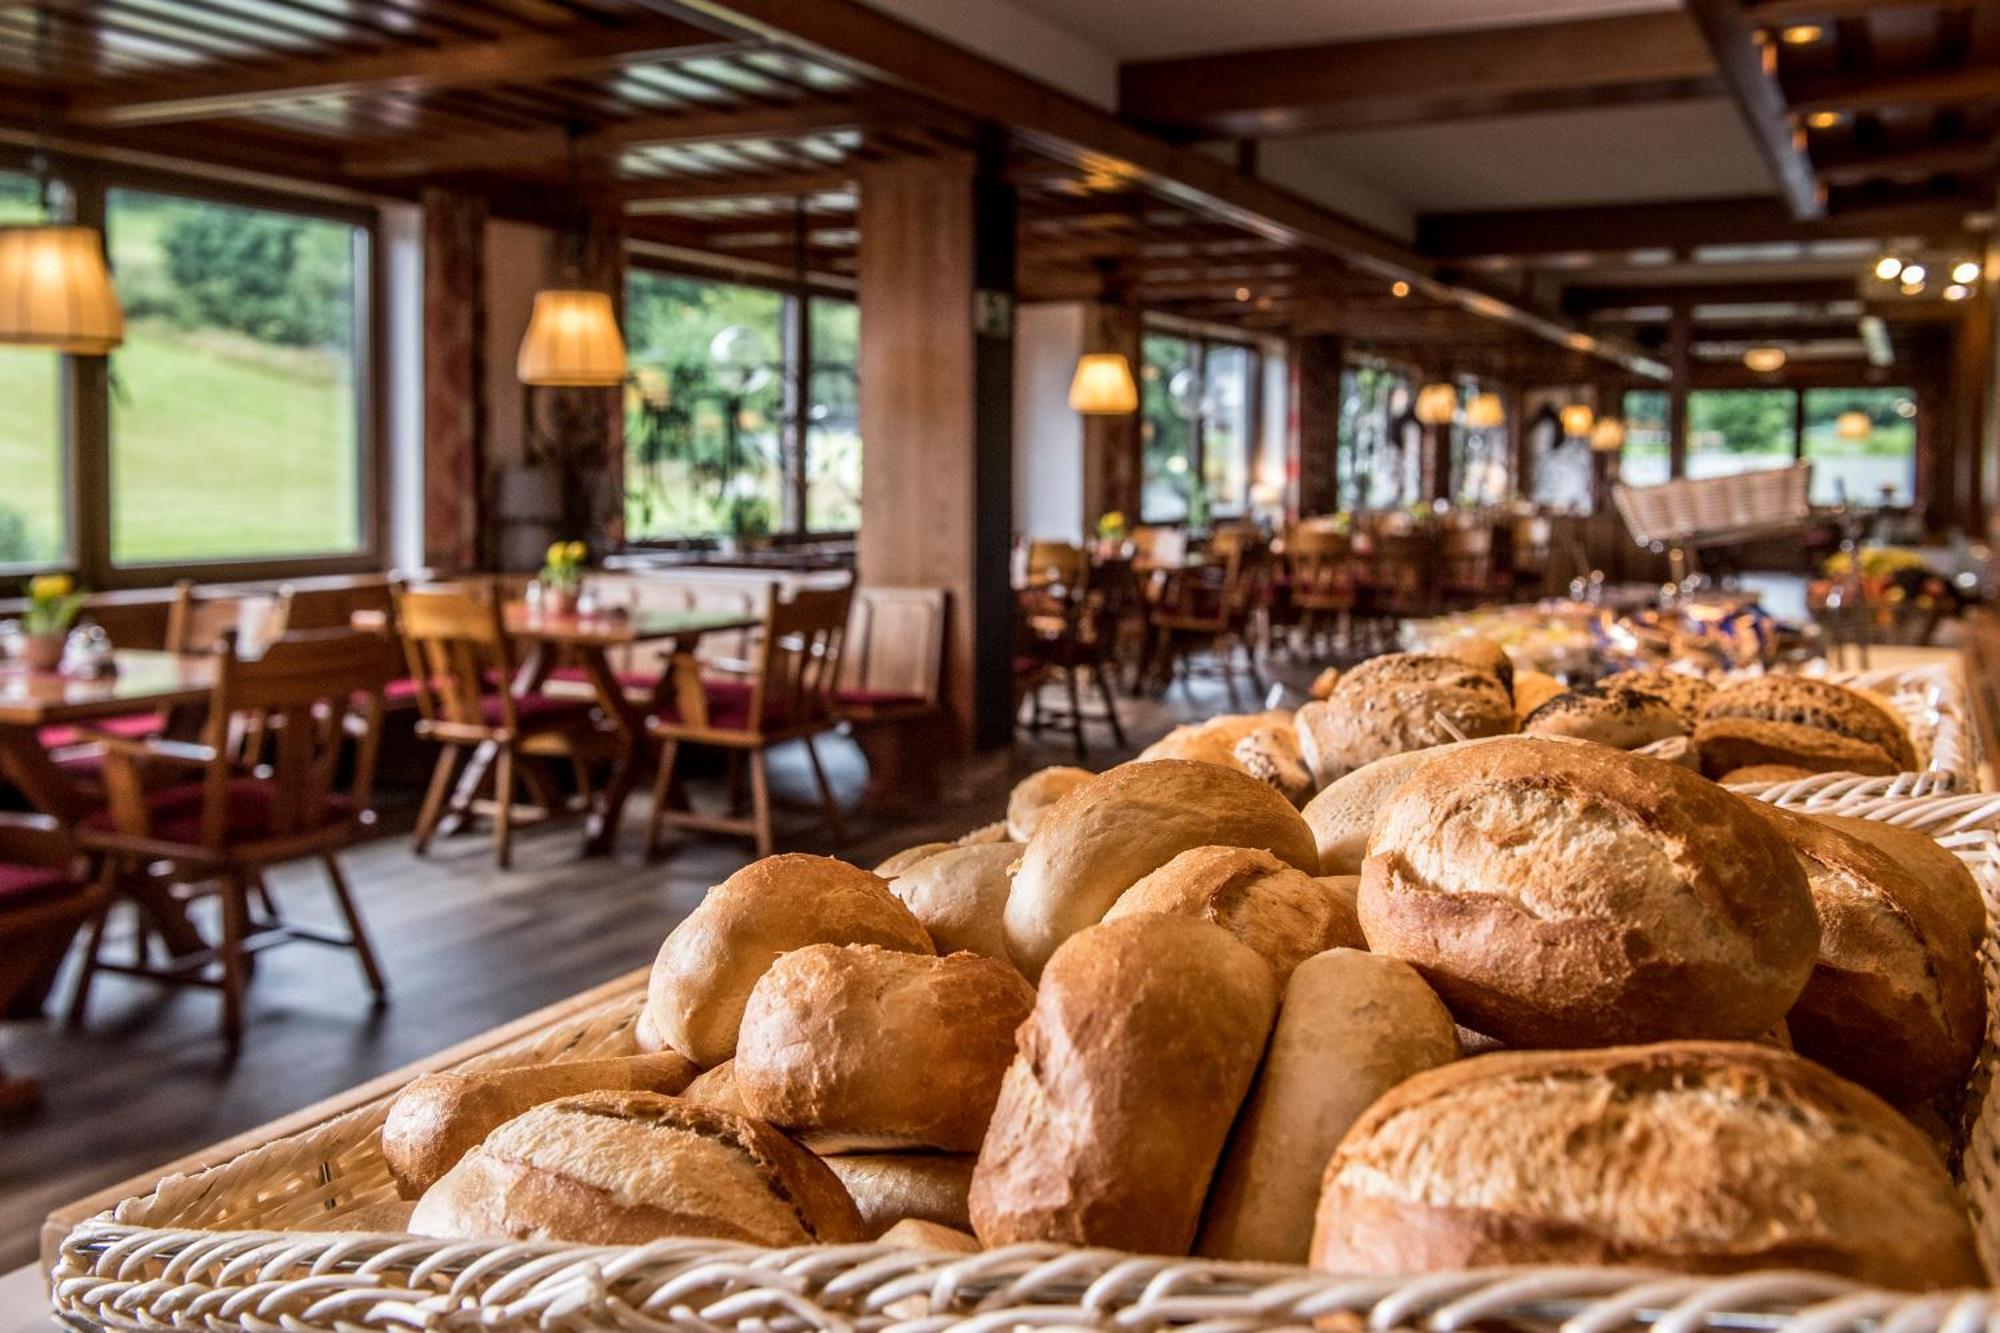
1080, 299, 1143, 529
421, 188, 488, 573
1293, 333, 1342, 517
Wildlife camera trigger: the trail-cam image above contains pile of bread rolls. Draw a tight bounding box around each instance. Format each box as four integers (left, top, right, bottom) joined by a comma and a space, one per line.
377, 640, 1991, 1292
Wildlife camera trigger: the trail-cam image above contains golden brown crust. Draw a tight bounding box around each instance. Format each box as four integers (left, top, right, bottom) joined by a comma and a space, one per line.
1358, 738, 1819, 1047
1310, 1042, 1983, 1290
969, 915, 1278, 1255
647, 854, 934, 1067
1103, 845, 1356, 983
1720, 763, 1819, 785
874, 842, 955, 877
1004, 767, 1094, 842
1002, 759, 1318, 980
1599, 669, 1716, 729
1296, 670, 1517, 786
409, 1091, 865, 1247
823, 1154, 975, 1236
735, 945, 1034, 1152
682, 1059, 748, 1115
1522, 686, 1685, 749
1701, 676, 1917, 771
1696, 717, 1899, 778
884, 842, 1018, 961
1511, 669, 1569, 719
1814, 812, 1987, 949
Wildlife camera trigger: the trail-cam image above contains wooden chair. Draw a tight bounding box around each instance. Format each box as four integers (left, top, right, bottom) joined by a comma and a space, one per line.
836, 586, 947, 808
65, 628, 398, 1052
1016, 544, 1127, 757
166, 579, 294, 655
1144, 528, 1269, 707
395, 584, 609, 870
1288, 525, 1359, 655
645, 582, 853, 859
0, 813, 102, 1109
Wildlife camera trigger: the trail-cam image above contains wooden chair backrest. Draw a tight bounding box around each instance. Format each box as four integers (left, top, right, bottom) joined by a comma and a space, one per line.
184, 629, 396, 849
1131, 524, 1188, 567
1289, 525, 1353, 599
838, 585, 945, 704
1024, 540, 1088, 592
393, 583, 518, 733
166, 580, 294, 656
750, 582, 853, 733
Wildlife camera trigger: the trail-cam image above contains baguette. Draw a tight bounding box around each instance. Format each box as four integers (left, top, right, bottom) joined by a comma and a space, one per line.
1103, 845, 1358, 984
823, 1153, 975, 1235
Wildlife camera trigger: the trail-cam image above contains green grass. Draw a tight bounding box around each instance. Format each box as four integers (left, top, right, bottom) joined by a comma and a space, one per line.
0, 317, 358, 568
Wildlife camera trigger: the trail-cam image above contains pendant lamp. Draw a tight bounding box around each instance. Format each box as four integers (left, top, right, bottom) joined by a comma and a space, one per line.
1414, 382, 1458, 425
519, 128, 626, 387
1464, 391, 1505, 429
1069, 352, 1138, 414
1559, 403, 1595, 438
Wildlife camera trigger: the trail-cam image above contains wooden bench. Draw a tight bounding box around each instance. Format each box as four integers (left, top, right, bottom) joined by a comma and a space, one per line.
837, 585, 947, 808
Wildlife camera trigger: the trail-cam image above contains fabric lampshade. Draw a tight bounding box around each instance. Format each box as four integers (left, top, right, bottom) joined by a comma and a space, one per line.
1836, 410, 1872, 440
1743, 346, 1787, 373
1068, 352, 1138, 414
1464, 391, 1505, 429
0, 224, 124, 355
1414, 382, 1458, 425
1559, 403, 1595, 437
518, 289, 627, 386
1590, 417, 1626, 452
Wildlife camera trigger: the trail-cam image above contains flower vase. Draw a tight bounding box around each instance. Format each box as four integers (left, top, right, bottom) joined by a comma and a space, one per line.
19, 631, 65, 673
540, 584, 579, 617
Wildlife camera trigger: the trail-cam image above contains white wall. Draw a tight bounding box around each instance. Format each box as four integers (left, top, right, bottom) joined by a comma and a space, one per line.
1013, 302, 1087, 542
483, 218, 558, 473
381, 202, 425, 573
1259, 337, 1291, 507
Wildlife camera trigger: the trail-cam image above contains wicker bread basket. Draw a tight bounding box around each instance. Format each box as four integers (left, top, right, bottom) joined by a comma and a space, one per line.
47, 776, 2000, 1333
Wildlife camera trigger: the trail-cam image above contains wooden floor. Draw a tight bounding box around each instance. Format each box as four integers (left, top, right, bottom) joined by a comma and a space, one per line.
0, 669, 1286, 1269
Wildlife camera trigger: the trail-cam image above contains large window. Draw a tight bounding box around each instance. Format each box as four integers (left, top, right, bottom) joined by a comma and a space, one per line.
1803, 387, 1916, 506
0, 171, 62, 570
105, 188, 366, 565
623, 268, 858, 541
1335, 364, 1410, 511
1686, 388, 1796, 480
1140, 330, 1258, 524
1620, 390, 1672, 487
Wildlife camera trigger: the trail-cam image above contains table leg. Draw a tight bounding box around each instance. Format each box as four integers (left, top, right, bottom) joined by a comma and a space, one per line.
580, 644, 646, 856
434, 739, 498, 841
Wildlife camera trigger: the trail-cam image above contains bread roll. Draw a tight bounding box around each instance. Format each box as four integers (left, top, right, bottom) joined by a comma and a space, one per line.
409, 1091, 865, 1247
875, 842, 953, 877
1598, 668, 1716, 729
1197, 950, 1459, 1263
1337, 652, 1510, 696
1315, 875, 1364, 948
1303, 737, 1513, 874
1436, 634, 1513, 692
647, 854, 934, 1066
954, 821, 1009, 846
1510, 668, 1568, 718
1005, 766, 1093, 842
1295, 666, 1516, 786
633, 1004, 669, 1053
880, 1218, 981, 1253
884, 842, 1017, 960
1137, 711, 1291, 769
1232, 723, 1316, 806
1721, 763, 1818, 785
383, 1052, 700, 1196
736, 945, 1034, 1152
1310, 1042, 1983, 1290
1522, 686, 1685, 749
1696, 716, 1900, 778
1815, 811, 1986, 949
823, 1154, 975, 1235
1308, 666, 1340, 700
1104, 845, 1356, 983
1360, 738, 1819, 1047
1003, 759, 1317, 979
969, 915, 1278, 1253
1752, 803, 1984, 1103
1702, 676, 1917, 771
682, 1059, 748, 1115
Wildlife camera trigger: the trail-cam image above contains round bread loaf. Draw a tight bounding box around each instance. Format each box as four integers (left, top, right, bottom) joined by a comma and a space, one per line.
1005, 766, 1093, 842
1751, 803, 1984, 1103
1695, 716, 1900, 777
647, 855, 934, 1067
1303, 736, 1548, 875
1308, 666, 1340, 700
1296, 664, 1516, 785
1315, 874, 1363, 947
1510, 668, 1569, 719
1436, 634, 1513, 692
823, 1154, 974, 1236
1701, 676, 1917, 770
1815, 811, 1986, 949
1599, 668, 1716, 729
1136, 711, 1292, 769
408, 1091, 865, 1247
735, 945, 1034, 1152
633, 1004, 669, 1053
884, 841, 1017, 960
1197, 949, 1459, 1263
1523, 685, 1685, 749
969, 914, 1278, 1254
1002, 759, 1318, 979
1231, 723, 1316, 806
681, 1059, 748, 1115
1721, 763, 1817, 785
1359, 738, 1819, 1047
874, 842, 954, 877
1337, 652, 1510, 697
1103, 845, 1357, 983
1309, 1042, 1983, 1289
880, 1218, 981, 1253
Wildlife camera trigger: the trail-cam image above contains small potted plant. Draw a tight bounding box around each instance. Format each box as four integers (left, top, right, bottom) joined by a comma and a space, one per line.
1095, 510, 1128, 558
19, 573, 86, 672
538, 541, 587, 616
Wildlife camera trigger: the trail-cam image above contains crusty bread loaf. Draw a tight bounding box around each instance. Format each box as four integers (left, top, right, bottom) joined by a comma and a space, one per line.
1599, 668, 1716, 729
383, 1052, 699, 1197
874, 842, 954, 877
1104, 845, 1357, 984
1435, 634, 1513, 692
647, 855, 934, 1067
633, 1004, 669, 1053
1137, 711, 1293, 769
1815, 811, 1987, 949
409, 1091, 865, 1247
1522, 686, 1685, 749
1003, 759, 1317, 979
1696, 716, 1900, 778
1510, 669, 1568, 718
1308, 666, 1340, 700
1295, 671, 1516, 786
1310, 1042, 1983, 1290
1005, 766, 1093, 842
880, 1218, 981, 1253
823, 1154, 975, 1235
1751, 803, 1984, 1102
882, 842, 1018, 961
1315, 875, 1364, 948
1721, 763, 1818, 785
1702, 676, 1917, 771
682, 1059, 748, 1115
1337, 652, 1510, 697
1197, 950, 1459, 1263
1359, 738, 1819, 1047
1303, 736, 1551, 875
969, 915, 1278, 1253
1232, 723, 1316, 806
736, 945, 1034, 1152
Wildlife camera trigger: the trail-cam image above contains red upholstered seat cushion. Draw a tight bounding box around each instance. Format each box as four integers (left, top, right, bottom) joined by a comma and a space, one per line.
0, 861, 80, 910
546, 665, 662, 693
80, 778, 353, 847
478, 690, 596, 732
382, 676, 425, 705
38, 711, 166, 752
836, 686, 928, 710
652, 678, 829, 733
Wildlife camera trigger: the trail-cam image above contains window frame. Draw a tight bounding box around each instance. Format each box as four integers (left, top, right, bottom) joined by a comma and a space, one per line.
621, 253, 859, 547
0, 149, 385, 589
1139, 326, 1263, 525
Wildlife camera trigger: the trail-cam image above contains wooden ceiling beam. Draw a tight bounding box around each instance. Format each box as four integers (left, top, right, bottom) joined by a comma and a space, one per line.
1812, 138, 1999, 186
1744, 0, 1945, 21
1566, 277, 1859, 311
1792, 64, 2000, 117
1684, 0, 1824, 218
1421, 194, 1976, 259
65, 14, 744, 127
1118, 11, 1720, 139
622, 167, 854, 207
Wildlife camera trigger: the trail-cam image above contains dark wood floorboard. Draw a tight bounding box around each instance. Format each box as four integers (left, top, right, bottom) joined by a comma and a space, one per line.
1, 667, 1298, 1268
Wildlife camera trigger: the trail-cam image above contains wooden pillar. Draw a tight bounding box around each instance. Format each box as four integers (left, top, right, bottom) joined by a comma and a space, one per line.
1292, 333, 1343, 517
1952, 287, 1994, 536
1504, 381, 1529, 498
858, 147, 1016, 753
421, 187, 487, 573
1666, 305, 1692, 479
1080, 294, 1143, 529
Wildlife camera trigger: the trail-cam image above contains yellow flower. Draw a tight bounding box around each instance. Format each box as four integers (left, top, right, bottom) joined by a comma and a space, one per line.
29, 573, 71, 601
565, 541, 587, 562
545, 541, 566, 565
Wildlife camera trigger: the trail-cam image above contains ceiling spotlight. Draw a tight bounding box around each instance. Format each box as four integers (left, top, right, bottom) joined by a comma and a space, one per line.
1894, 398, 1917, 418
1952, 259, 1981, 285
1902, 279, 1927, 296
1945, 284, 1971, 301
1744, 346, 1788, 373
1391, 280, 1411, 299
1780, 23, 1824, 44
1902, 263, 1927, 285
1235, 286, 1251, 302
1874, 255, 1904, 281
1806, 110, 1843, 130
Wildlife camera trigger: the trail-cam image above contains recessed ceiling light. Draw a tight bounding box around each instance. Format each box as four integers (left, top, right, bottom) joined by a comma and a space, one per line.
1391, 280, 1411, 299
1902, 279, 1927, 296
1234, 286, 1250, 302
1952, 260, 1980, 284
1945, 284, 1971, 301
1902, 264, 1927, 285
1744, 346, 1787, 372
1781, 23, 1825, 44
1806, 110, 1843, 130
1874, 255, 1904, 281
